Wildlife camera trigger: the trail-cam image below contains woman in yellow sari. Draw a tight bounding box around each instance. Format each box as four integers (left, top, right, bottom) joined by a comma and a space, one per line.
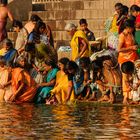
50, 58, 75, 104
64, 23, 90, 62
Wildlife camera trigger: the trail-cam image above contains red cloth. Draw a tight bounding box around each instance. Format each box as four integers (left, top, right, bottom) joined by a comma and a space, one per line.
136, 14, 140, 23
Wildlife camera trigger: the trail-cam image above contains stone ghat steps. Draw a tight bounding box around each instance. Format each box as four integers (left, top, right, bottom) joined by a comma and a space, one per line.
30, 0, 130, 48
32, 0, 130, 11
30, 10, 111, 21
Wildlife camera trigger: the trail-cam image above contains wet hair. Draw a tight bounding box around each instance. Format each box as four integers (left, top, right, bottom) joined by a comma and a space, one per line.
121, 61, 135, 74
122, 5, 129, 15
30, 14, 42, 22
0, 0, 7, 5
59, 57, 70, 72
66, 61, 78, 71
3, 38, 13, 48
59, 57, 69, 66
79, 57, 90, 68
130, 5, 140, 13
34, 21, 46, 33
121, 19, 135, 31
13, 20, 23, 29
0, 55, 6, 66
79, 19, 87, 25
115, 3, 123, 8
44, 60, 57, 68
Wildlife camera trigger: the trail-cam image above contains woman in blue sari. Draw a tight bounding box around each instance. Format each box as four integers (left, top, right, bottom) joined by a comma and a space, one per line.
34, 60, 58, 104
0, 39, 17, 66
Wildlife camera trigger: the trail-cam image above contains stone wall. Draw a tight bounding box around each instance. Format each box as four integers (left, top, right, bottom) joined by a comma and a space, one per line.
7, 0, 139, 49
31, 0, 132, 48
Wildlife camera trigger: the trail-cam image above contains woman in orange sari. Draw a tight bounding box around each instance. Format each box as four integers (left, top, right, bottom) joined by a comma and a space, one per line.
5, 56, 38, 103
118, 19, 138, 104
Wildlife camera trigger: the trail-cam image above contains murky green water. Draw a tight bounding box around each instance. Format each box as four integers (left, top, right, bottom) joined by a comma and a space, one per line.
0, 103, 140, 140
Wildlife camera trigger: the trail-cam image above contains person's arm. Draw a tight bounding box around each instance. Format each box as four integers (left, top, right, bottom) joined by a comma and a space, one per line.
9, 83, 24, 101
66, 80, 73, 102
7, 8, 14, 22
78, 38, 88, 58
39, 79, 56, 87
83, 70, 89, 85
118, 34, 137, 52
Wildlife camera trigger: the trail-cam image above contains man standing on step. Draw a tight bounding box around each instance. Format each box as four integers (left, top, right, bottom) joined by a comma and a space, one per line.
0, 0, 14, 42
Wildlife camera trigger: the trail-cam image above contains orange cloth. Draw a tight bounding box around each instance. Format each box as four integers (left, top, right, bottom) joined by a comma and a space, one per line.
11, 68, 37, 103
0, 67, 10, 101
118, 33, 138, 64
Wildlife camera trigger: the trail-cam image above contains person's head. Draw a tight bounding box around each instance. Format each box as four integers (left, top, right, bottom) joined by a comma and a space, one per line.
34, 21, 46, 34
43, 60, 56, 72
121, 5, 129, 16
58, 57, 69, 72
79, 57, 90, 69
121, 61, 135, 74
2, 39, 13, 51
0, 56, 6, 67
15, 56, 26, 68
0, 0, 7, 5
65, 23, 77, 37
66, 61, 78, 74
122, 19, 135, 33
13, 20, 23, 32
30, 14, 42, 24
79, 19, 88, 31
115, 2, 123, 15
130, 5, 140, 17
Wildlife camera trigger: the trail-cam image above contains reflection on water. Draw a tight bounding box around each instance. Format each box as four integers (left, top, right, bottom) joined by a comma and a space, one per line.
0, 103, 140, 139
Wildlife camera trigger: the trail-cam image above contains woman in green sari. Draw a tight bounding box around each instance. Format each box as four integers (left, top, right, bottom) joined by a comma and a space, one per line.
34, 60, 58, 104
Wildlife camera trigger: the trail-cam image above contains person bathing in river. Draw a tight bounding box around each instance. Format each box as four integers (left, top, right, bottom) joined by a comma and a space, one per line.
0, 56, 11, 102
79, 57, 98, 101
4, 56, 38, 103
50, 58, 75, 104
34, 60, 58, 104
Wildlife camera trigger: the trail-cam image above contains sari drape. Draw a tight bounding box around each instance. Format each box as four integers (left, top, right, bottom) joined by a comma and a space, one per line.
51, 71, 75, 103
35, 68, 58, 103
70, 30, 90, 61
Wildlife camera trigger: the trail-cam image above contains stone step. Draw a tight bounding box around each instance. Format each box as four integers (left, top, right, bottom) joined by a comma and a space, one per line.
32, 0, 130, 11
43, 19, 105, 31
30, 9, 112, 21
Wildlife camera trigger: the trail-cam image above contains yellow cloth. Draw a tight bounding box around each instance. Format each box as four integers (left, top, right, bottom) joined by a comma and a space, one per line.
51, 71, 75, 103
109, 15, 118, 33
0, 48, 6, 56
70, 30, 91, 61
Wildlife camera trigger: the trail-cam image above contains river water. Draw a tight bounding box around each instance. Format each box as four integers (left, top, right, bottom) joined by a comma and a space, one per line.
0, 102, 140, 140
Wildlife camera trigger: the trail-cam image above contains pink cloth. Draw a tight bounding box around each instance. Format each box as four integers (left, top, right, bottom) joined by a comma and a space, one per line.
0, 21, 7, 42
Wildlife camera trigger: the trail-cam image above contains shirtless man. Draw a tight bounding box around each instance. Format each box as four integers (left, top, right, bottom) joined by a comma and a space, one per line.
0, 1, 14, 42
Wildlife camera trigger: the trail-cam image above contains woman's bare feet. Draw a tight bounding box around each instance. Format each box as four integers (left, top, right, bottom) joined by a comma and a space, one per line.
123, 97, 129, 105
98, 95, 110, 102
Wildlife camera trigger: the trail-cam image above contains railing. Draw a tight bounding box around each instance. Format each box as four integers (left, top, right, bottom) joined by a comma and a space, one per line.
32, 0, 63, 4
